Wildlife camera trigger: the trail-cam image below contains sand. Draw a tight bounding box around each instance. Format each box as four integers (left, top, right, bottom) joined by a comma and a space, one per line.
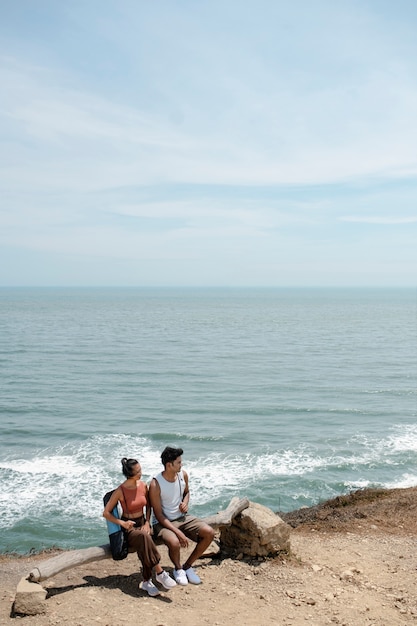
1, 487, 416, 625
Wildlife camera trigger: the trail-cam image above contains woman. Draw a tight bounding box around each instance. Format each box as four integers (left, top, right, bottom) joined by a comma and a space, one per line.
103, 457, 176, 596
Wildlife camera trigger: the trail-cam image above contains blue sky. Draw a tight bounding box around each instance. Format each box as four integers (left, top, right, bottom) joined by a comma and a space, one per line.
1, 0, 416, 286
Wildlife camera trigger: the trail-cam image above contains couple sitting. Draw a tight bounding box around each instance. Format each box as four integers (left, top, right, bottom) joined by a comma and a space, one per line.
103, 446, 215, 597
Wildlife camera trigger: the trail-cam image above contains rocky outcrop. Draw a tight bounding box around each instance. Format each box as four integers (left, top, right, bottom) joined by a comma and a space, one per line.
220, 501, 291, 557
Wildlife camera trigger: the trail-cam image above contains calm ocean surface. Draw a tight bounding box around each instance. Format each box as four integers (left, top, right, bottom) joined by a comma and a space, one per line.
0, 287, 416, 554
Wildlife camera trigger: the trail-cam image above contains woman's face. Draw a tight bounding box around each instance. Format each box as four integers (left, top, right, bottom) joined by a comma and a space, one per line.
131, 463, 142, 479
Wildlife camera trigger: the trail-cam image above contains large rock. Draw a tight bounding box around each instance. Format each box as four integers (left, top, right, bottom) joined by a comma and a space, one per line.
220, 501, 291, 557
13, 577, 47, 615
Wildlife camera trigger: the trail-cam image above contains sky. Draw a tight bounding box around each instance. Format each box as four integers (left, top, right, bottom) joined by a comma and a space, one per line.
1, 0, 417, 287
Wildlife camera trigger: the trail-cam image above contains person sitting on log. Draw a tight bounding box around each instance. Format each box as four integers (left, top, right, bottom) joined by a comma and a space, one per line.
149, 447, 215, 586
103, 457, 176, 597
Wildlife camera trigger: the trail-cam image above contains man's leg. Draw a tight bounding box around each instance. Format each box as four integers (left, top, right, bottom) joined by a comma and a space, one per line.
155, 526, 189, 585
161, 531, 182, 571
183, 523, 215, 570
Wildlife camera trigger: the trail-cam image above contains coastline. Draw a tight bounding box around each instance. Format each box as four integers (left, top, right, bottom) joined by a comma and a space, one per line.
1, 486, 416, 625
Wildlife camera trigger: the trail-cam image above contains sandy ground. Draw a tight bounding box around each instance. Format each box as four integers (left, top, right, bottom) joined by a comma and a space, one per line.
1, 487, 416, 626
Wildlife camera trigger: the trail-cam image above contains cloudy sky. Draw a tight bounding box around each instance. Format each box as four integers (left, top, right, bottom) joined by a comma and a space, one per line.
1, 0, 416, 286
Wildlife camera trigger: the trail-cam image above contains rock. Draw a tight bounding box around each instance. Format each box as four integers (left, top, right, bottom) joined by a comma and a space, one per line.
220, 501, 291, 557
13, 577, 47, 616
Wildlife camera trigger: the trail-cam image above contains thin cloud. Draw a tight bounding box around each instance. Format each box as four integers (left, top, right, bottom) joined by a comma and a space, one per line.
1, 2, 417, 286
340, 216, 417, 225
2, 49, 417, 191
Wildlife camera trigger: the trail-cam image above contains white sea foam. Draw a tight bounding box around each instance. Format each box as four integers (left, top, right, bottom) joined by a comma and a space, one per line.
386, 424, 417, 453
186, 447, 351, 505
344, 479, 373, 490
345, 473, 417, 491
0, 434, 162, 528
384, 473, 417, 489
1, 424, 417, 536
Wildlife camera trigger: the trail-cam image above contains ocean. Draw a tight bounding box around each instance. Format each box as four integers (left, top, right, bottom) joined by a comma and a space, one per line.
0, 287, 416, 555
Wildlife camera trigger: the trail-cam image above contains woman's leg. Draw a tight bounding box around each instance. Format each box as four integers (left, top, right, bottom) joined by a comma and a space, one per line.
127, 527, 161, 581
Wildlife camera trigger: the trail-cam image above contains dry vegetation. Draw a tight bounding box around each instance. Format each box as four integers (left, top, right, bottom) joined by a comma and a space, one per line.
279, 486, 417, 535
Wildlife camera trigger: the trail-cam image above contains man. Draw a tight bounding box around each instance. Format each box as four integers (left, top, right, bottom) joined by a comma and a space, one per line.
149, 446, 215, 585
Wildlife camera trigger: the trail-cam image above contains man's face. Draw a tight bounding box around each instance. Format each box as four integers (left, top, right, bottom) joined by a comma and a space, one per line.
170, 456, 182, 472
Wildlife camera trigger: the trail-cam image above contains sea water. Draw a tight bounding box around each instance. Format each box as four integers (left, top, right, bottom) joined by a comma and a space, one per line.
0, 287, 416, 554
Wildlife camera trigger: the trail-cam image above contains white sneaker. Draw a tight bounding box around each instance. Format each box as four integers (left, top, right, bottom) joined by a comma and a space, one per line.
173, 568, 188, 585
156, 570, 177, 590
184, 566, 201, 584
141, 580, 160, 597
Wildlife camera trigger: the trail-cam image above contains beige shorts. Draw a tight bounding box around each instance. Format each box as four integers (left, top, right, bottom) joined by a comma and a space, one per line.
153, 515, 206, 543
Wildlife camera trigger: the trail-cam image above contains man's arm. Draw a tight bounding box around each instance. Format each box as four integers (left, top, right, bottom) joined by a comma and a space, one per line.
179, 469, 190, 514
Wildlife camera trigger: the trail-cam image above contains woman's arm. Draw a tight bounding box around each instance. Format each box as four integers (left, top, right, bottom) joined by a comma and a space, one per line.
103, 487, 134, 530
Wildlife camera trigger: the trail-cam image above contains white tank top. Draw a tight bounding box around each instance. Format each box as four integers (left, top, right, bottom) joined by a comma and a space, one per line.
153, 470, 186, 521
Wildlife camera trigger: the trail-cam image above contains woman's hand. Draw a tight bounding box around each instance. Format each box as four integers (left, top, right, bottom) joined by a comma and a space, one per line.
123, 520, 135, 530
143, 520, 151, 535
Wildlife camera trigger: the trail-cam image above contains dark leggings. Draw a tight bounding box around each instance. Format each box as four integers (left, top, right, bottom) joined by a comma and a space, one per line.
124, 518, 161, 581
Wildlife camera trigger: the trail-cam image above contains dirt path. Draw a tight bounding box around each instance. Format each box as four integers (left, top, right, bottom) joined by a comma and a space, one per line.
1, 487, 416, 626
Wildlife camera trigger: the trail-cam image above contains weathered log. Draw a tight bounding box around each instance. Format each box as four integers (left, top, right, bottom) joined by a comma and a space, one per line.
28, 497, 249, 583
202, 496, 249, 529
29, 544, 111, 582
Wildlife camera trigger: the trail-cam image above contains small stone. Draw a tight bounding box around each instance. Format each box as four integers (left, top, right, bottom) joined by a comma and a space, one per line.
13, 578, 47, 616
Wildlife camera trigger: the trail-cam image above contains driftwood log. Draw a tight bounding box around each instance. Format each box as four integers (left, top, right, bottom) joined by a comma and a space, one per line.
28, 496, 249, 583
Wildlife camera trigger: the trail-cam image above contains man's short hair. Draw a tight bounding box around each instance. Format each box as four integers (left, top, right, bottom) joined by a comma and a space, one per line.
161, 446, 184, 467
